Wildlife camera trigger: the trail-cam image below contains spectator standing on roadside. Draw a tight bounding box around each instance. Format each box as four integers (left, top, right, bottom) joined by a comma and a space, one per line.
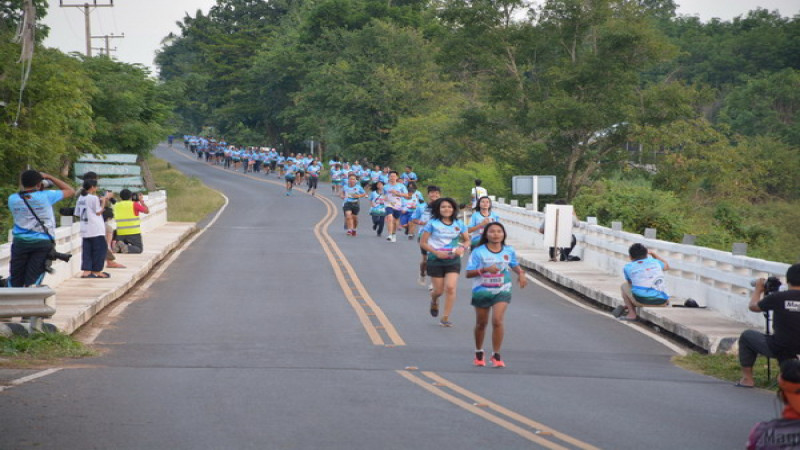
75, 180, 113, 279
82, 172, 125, 269
7, 170, 75, 287
113, 189, 149, 253
470, 179, 488, 210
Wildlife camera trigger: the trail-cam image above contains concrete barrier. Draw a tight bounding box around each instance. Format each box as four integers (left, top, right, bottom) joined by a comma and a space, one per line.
492, 198, 790, 328
1, 191, 169, 290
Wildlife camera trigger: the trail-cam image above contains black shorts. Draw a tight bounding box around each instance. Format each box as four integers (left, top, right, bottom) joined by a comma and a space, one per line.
343, 202, 360, 215
426, 263, 460, 278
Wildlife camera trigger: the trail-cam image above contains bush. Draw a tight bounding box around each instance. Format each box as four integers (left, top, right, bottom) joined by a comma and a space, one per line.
425, 159, 508, 206
573, 178, 687, 241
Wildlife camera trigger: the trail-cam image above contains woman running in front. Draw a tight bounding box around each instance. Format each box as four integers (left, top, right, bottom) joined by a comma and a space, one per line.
341, 174, 367, 236
420, 198, 470, 327
465, 222, 527, 367
467, 196, 500, 249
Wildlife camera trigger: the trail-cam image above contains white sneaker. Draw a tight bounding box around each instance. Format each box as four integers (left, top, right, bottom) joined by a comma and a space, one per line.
392, 235, 397, 242
417, 275, 426, 286
386, 235, 392, 241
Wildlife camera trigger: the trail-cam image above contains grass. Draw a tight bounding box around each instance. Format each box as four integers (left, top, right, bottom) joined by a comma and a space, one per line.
673, 352, 776, 389
0, 332, 97, 367
147, 156, 225, 223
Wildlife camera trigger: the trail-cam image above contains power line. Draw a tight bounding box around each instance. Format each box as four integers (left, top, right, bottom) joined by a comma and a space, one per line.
59, 1, 115, 57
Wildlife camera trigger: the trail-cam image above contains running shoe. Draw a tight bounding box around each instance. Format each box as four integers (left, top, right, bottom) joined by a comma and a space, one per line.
417, 274, 426, 286
390, 235, 397, 243
429, 300, 439, 317
439, 319, 453, 327
386, 235, 392, 241
408, 234, 414, 240
346, 230, 353, 236
474, 351, 486, 367
352, 230, 357, 237
490, 353, 505, 368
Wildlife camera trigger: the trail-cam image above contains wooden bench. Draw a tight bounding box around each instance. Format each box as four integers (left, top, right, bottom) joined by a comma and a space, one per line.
0, 287, 57, 334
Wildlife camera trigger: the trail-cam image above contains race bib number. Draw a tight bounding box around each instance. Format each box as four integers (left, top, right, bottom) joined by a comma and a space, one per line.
481, 273, 503, 288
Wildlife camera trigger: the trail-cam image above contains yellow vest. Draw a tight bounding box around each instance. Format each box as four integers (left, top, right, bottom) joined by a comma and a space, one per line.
114, 200, 141, 236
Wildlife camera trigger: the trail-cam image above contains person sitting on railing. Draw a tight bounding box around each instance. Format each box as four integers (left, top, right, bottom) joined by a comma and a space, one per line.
112, 189, 149, 254
737, 264, 800, 388
615, 243, 670, 321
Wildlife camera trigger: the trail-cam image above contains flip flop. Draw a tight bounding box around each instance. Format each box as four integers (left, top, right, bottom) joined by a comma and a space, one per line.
734, 382, 754, 388
80, 274, 98, 279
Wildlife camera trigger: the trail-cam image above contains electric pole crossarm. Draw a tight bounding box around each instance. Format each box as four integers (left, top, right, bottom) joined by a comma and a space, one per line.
59, 1, 115, 57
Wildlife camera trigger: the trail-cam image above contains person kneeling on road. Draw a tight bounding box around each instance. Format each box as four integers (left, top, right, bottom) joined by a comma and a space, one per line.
616, 243, 670, 321
737, 263, 800, 389
113, 189, 149, 254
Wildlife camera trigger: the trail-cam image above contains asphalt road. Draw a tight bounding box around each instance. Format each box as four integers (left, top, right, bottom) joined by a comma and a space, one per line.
0, 144, 778, 449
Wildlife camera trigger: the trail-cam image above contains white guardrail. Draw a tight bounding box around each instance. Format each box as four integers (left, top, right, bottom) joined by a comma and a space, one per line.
1, 191, 169, 287
491, 197, 790, 328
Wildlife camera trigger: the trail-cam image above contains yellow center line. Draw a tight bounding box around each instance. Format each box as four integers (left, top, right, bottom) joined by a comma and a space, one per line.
397, 370, 571, 449
167, 148, 403, 346
422, 371, 600, 450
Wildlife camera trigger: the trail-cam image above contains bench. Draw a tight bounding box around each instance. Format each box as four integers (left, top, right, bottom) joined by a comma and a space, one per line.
0, 287, 57, 335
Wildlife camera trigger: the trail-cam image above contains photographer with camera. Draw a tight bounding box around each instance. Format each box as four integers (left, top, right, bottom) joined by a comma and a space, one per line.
112, 189, 149, 254
7, 170, 75, 287
737, 264, 800, 388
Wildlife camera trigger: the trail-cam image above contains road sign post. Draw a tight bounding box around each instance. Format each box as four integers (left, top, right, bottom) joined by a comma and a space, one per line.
512, 175, 556, 212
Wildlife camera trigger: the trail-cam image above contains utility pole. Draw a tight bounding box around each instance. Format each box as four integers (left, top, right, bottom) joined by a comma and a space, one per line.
91, 33, 124, 58
59, 1, 115, 57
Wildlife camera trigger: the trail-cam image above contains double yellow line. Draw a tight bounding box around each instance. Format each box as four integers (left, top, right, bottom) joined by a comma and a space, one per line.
167, 148, 402, 345
399, 370, 599, 449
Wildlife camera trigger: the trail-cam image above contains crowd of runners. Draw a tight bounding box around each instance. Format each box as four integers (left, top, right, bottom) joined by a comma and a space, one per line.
182, 135, 527, 368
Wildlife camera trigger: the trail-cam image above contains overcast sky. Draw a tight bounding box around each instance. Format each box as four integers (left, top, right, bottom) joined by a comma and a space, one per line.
41, 0, 799, 75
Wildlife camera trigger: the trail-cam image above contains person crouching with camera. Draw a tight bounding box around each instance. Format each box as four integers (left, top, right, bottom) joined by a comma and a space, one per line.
7, 170, 75, 287
112, 189, 148, 254
737, 264, 800, 388
75, 180, 113, 279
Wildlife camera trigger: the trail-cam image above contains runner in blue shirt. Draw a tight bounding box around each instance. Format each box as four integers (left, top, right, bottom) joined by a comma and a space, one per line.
467, 196, 501, 248
306, 159, 322, 196
284, 162, 298, 196
400, 182, 424, 240
420, 197, 470, 327
401, 166, 418, 186
369, 181, 387, 237
465, 222, 527, 368
383, 171, 410, 243
340, 174, 367, 236
412, 185, 441, 287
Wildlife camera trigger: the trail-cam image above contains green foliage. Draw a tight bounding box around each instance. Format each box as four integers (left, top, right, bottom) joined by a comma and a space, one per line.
719, 69, 800, 147
81, 57, 172, 158
0, 332, 97, 360
425, 159, 508, 205
573, 178, 686, 241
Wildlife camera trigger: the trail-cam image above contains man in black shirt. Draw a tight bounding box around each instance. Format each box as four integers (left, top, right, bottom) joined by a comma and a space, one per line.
738, 264, 800, 388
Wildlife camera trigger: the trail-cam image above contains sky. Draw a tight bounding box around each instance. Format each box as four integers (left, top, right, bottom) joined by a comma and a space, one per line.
40, 0, 800, 75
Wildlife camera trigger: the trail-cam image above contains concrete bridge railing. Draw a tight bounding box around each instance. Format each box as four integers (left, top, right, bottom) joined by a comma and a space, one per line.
491, 198, 790, 328
1, 190, 169, 286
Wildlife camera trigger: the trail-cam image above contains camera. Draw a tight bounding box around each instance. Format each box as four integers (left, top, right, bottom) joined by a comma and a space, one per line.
44, 248, 72, 274
751, 276, 783, 295
40, 179, 54, 189
131, 193, 140, 202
